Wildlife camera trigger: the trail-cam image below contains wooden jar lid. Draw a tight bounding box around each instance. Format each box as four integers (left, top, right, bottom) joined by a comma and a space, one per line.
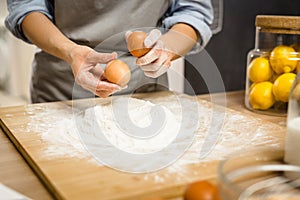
256, 15, 300, 34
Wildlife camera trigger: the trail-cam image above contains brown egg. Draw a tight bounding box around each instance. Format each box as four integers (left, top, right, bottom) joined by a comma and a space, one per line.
104, 59, 131, 87
127, 31, 151, 57
184, 181, 221, 200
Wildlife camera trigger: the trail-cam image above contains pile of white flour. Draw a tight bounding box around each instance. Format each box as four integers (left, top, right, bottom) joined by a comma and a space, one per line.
92, 97, 180, 154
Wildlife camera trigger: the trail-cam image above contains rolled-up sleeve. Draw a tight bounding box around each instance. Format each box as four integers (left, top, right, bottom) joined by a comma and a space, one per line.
5, 0, 54, 43
162, 0, 214, 53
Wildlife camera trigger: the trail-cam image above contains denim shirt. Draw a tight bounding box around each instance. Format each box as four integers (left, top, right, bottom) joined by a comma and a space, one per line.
5, 0, 213, 52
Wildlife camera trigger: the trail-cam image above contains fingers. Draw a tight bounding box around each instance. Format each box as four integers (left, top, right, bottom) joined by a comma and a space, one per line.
136, 40, 164, 65
144, 29, 161, 48
96, 80, 122, 92
139, 52, 169, 72
72, 47, 124, 98
95, 91, 113, 98
95, 82, 123, 98
87, 51, 117, 64
96, 52, 118, 63
144, 59, 171, 78
76, 71, 122, 98
136, 40, 171, 78
144, 66, 168, 78
125, 29, 170, 78
93, 81, 122, 98
90, 64, 104, 77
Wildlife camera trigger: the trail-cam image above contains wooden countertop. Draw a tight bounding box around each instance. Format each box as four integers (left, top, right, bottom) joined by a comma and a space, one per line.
0, 91, 286, 199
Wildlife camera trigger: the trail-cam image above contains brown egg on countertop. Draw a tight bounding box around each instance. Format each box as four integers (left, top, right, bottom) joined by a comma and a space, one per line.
184, 180, 221, 200
127, 31, 151, 57
104, 59, 131, 87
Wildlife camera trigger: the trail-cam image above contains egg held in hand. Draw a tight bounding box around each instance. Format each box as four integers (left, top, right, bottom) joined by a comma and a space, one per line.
104, 59, 131, 87
127, 31, 151, 57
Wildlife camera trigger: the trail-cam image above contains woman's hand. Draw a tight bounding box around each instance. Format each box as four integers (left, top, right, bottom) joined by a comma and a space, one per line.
68, 45, 122, 98
126, 29, 172, 78
126, 24, 198, 78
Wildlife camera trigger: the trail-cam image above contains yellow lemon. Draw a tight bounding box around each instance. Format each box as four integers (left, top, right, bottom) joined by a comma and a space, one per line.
249, 81, 275, 110
270, 45, 298, 74
272, 73, 296, 102
248, 57, 273, 83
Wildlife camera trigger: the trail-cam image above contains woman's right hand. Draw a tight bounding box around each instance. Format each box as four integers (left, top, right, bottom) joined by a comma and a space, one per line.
68, 45, 122, 98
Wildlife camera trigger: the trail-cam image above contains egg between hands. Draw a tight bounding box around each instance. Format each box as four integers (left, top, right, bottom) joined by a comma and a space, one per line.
104, 59, 131, 87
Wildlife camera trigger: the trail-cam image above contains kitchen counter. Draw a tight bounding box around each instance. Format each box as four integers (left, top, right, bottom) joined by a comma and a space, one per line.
0, 91, 286, 199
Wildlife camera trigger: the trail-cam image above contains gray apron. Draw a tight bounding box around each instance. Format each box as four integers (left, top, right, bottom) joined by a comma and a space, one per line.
31, 0, 171, 103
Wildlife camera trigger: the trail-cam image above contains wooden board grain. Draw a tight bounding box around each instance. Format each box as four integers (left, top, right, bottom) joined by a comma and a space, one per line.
0, 91, 286, 200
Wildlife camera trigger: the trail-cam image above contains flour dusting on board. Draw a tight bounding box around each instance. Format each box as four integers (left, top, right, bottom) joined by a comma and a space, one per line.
141, 98, 284, 182
25, 104, 93, 161
24, 95, 284, 176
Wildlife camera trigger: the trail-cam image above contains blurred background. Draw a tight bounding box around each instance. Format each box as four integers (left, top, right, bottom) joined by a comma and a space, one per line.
185, 0, 300, 94
0, 0, 34, 107
0, 0, 300, 107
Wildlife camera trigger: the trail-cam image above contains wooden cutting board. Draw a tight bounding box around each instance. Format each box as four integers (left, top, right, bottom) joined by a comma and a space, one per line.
0, 91, 285, 200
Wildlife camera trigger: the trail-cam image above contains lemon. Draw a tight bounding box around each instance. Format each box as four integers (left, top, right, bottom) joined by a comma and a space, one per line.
248, 57, 273, 83
249, 81, 275, 110
273, 73, 296, 102
270, 45, 298, 74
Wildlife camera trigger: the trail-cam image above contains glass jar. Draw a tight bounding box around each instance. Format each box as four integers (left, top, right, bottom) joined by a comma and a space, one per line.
245, 15, 300, 116
284, 73, 300, 178
218, 149, 300, 200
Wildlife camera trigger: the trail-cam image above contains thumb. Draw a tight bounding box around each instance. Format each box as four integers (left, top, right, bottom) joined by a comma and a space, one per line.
97, 52, 118, 63
144, 29, 161, 48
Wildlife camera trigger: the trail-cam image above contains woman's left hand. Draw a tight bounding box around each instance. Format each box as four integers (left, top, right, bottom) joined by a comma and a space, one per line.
136, 29, 173, 78
126, 24, 197, 78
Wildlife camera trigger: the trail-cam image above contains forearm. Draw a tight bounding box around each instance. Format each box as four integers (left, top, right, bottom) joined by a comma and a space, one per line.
21, 12, 80, 64
162, 23, 198, 60
170, 23, 198, 42
162, 0, 213, 52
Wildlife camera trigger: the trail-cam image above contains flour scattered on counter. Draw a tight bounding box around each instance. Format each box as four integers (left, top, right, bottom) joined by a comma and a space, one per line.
26, 104, 94, 161
140, 100, 284, 183
25, 97, 184, 163
41, 117, 90, 159
24, 94, 284, 177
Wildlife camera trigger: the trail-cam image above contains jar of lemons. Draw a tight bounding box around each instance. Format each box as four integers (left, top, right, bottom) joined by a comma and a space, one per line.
245, 15, 300, 116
